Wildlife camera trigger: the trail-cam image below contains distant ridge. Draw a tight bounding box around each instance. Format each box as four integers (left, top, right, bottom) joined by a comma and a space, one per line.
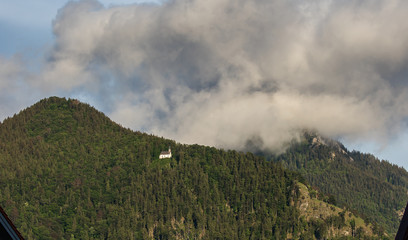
272, 131, 408, 234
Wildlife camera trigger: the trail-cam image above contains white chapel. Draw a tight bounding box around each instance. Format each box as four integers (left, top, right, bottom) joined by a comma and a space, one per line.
159, 147, 172, 159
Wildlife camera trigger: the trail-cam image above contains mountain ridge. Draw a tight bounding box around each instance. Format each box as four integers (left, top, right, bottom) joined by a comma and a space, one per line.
272, 131, 408, 234
0, 97, 393, 239
0, 97, 299, 239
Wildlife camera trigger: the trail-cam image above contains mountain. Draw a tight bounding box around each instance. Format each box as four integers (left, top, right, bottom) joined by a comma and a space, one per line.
0, 97, 386, 239
295, 182, 377, 239
273, 131, 408, 235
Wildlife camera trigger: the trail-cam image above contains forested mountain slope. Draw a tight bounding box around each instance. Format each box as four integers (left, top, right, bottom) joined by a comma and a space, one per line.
0, 98, 330, 239
0, 97, 385, 239
274, 132, 408, 235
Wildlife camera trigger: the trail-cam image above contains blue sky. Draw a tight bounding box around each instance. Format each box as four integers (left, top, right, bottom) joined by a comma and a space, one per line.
0, 0, 158, 56
0, 0, 407, 169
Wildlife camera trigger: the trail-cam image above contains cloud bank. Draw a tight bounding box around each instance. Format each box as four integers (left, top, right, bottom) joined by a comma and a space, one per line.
2, 0, 408, 152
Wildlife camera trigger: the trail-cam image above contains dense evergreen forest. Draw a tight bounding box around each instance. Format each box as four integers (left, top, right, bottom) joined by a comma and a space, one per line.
0, 97, 389, 239
274, 132, 408, 235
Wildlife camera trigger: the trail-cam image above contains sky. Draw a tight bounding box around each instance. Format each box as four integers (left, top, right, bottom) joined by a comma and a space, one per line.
0, 0, 407, 169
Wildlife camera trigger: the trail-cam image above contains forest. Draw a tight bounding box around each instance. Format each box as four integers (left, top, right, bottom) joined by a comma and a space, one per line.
0, 97, 393, 239
273, 132, 408, 235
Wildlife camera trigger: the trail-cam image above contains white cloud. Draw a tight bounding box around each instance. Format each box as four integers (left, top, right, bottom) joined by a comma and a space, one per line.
0, 56, 44, 121
2, 0, 408, 153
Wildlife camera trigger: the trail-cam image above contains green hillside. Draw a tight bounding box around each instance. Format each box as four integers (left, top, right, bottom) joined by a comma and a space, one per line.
0, 97, 386, 239
274, 132, 408, 235
296, 182, 377, 239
